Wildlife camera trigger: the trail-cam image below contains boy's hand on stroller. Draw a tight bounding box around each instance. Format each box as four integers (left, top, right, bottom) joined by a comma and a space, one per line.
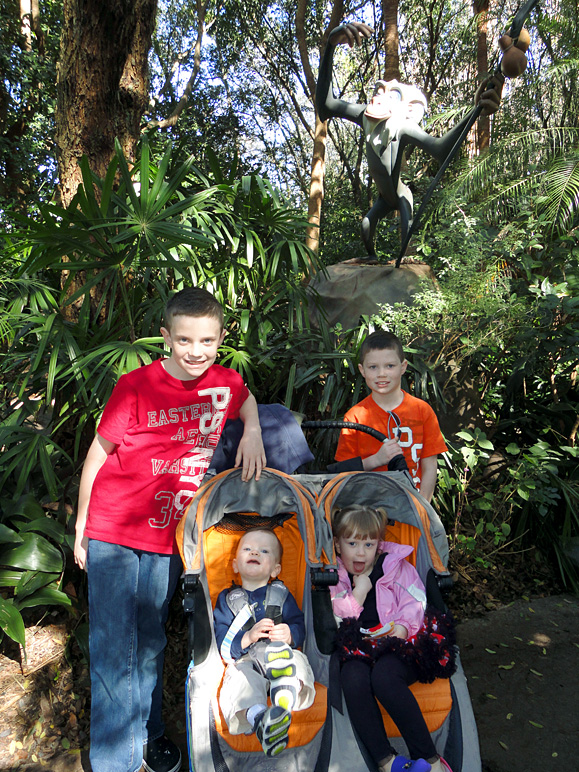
235, 427, 267, 482
363, 439, 403, 471
243, 617, 274, 648
268, 623, 292, 644
377, 439, 403, 464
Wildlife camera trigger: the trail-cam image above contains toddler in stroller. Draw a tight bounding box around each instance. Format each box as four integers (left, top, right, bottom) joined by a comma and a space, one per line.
214, 527, 316, 756
331, 504, 455, 772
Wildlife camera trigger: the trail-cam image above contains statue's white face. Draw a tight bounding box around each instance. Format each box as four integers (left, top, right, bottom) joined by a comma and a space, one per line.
365, 80, 427, 123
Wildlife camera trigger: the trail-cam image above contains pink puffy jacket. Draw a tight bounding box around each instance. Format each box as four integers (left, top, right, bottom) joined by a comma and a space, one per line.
330, 541, 427, 638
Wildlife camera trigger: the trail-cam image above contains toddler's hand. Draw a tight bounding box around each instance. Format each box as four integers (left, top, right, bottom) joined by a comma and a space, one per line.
389, 624, 409, 640
352, 573, 372, 595
268, 623, 292, 644
242, 617, 274, 648
352, 572, 372, 607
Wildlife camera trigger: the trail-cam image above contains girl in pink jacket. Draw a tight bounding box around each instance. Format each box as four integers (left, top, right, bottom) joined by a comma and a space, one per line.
331, 505, 455, 772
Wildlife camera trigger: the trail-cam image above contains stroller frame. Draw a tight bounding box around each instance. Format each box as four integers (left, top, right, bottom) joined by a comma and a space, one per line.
176, 466, 482, 772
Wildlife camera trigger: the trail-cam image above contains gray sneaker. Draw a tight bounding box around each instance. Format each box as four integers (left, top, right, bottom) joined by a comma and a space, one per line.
255, 705, 292, 757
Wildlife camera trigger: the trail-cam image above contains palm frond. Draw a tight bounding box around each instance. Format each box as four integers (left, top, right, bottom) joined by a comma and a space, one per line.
538, 152, 579, 233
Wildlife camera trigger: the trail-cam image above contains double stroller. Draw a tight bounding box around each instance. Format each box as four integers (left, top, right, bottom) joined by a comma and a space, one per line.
175, 424, 482, 772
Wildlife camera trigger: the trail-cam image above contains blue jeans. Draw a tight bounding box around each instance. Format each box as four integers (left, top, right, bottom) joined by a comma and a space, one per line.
87, 540, 182, 772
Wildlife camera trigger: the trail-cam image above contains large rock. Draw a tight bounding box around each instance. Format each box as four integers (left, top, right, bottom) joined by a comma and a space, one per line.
309, 259, 435, 329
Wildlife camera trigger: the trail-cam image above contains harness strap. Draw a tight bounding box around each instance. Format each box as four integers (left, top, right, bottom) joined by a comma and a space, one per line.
264, 580, 289, 625
220, 601, 256, 664
225, 585, 252, 617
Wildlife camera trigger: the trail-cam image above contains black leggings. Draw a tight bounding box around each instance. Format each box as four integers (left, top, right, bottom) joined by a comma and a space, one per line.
341, 654, 437, 763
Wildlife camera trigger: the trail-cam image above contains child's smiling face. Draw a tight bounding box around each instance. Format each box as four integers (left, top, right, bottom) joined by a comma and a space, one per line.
335, 533, 379, 576
160, 314, 225, 381
233, 530, 282, 590
358, 347, 407, 399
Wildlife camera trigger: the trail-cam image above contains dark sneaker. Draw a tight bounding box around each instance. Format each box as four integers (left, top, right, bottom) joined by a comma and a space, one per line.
255, 705, 292, 757
142, 735, 182, 772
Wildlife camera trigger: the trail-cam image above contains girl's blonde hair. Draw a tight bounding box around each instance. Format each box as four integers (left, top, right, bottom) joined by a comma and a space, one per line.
331, 505, 387, 541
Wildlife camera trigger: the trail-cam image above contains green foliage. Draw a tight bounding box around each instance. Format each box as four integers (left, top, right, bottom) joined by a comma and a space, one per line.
443, 131, 579, 238
435, 429, 579, 592
0, 0, 62, 222
2, 0, 579, 628
0, 494, 71, 647
368, 202, 579, 591
258, 320, 371, 464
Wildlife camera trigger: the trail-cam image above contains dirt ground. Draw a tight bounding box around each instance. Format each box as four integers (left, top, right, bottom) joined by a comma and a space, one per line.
1, 593, 577, 772
456, 593, 579, 772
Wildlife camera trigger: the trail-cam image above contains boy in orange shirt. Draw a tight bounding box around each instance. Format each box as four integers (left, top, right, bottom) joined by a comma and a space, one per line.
335, 331, 446, 502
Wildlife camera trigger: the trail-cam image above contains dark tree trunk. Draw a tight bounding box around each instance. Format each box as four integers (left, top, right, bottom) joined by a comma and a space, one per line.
381, 0, 400, 82
55, 0, 157, 208
299, 0, 344, 260
473, 0, 490, 152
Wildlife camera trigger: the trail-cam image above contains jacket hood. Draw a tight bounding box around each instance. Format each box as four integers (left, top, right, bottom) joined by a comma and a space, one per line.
378, 540, 414, 561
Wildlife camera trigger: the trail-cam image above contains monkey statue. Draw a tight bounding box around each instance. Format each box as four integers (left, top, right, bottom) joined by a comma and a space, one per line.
316, 21, 505, 258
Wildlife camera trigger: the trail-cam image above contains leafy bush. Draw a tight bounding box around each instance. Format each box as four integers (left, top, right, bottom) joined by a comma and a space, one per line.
0, 495, 72, 646
368, 208, 579, 591
434, 426, 579, 592
3, 134, 579, 622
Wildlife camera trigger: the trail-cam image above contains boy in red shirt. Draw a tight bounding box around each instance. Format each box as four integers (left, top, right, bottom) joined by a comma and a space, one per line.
74, 288, 266, 772
335, 331, 446, 502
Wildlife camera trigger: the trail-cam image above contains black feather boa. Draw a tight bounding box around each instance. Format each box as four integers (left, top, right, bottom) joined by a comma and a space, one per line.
334, 606, 457, 683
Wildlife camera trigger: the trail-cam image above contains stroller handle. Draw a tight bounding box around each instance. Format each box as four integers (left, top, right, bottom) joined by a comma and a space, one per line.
301, 420, 388, 443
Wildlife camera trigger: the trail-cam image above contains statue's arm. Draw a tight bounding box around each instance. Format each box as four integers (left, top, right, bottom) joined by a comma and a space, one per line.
316, 22, 372, 126
398, 74, 505, 163
398, 115, 474, 164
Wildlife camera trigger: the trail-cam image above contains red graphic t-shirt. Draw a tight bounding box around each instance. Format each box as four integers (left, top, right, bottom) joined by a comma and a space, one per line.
86, 360, 248, 554
335, 391, 447, 490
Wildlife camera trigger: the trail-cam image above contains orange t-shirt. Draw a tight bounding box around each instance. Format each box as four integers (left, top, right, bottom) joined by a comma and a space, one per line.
335, 391, 447, 489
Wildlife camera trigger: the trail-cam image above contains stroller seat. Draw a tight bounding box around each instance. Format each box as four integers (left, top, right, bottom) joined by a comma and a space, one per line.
177, 474, 333, 771
314, 470, 475, 769
212, 681, 328, 753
